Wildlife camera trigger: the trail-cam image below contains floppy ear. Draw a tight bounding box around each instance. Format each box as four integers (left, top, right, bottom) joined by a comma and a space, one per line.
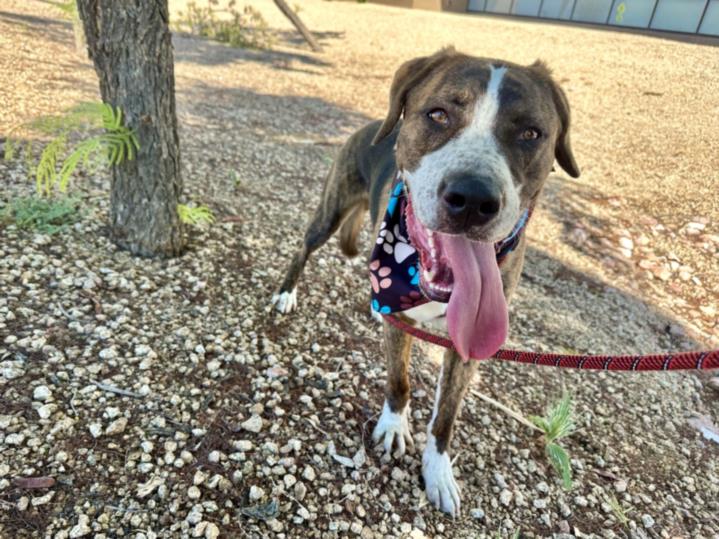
372, 49, 455, 145
551, 82, 581, 178
530, 61, 580, 178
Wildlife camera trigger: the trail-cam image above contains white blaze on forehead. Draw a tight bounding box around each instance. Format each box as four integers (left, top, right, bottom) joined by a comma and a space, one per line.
404, 64, 520, 241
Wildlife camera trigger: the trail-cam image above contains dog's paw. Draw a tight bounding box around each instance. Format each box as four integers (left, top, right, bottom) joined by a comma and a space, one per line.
372, 400, 413, 456
422, 435, 461, 517
271, 288, 297, 314
370, 308, 384, 324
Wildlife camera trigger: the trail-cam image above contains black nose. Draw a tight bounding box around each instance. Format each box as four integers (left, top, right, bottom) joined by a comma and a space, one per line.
440, 173, 502, 228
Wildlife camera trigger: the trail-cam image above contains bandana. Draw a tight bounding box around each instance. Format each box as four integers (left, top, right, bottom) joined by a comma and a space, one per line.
369, 175, 531, 317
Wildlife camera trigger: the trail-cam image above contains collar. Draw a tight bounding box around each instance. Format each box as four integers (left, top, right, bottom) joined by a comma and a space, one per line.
369, 174, 532, 315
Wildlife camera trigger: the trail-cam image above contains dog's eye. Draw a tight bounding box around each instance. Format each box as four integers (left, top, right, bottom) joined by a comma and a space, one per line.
519, 127, 542, 141
427, 109, 449, 126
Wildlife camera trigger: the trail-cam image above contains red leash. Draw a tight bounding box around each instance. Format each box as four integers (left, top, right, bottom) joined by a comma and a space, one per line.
384, 314, 719, 371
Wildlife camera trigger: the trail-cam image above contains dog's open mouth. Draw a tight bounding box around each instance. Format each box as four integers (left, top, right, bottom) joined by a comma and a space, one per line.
403, 194, 509, 360
404, 199, 454, 302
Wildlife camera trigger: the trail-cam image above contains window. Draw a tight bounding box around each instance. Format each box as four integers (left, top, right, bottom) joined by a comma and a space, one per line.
539, 0, 576, 19
698, 0, 719, 35
485, 0, 513, 13
650, 0, 708, 32
513, 0, 542, 16
572, 0, 613, 23
608, 0, 657, 28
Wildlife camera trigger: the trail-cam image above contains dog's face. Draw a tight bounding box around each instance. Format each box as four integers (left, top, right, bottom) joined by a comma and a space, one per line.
373, 49, 580, 243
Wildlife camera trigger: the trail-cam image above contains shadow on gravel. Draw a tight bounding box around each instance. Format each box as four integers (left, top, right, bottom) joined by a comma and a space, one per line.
541, 174, 631, 266
173, 34, 332, 74
0, 9, 73, 46
518, 245, 702, 355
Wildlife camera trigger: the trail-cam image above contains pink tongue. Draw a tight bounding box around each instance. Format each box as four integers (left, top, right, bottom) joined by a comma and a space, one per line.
441, 234, 508, 361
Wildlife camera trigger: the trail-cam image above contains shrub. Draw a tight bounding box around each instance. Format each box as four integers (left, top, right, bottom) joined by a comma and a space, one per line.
173, 0, 273, 49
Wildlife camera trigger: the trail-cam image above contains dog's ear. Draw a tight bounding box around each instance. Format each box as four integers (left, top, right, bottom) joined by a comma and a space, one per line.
530, 61, 580, 178
372, 49, 455, 145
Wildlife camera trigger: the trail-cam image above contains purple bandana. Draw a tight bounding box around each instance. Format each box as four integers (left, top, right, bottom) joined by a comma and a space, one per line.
369, 176, 530, 316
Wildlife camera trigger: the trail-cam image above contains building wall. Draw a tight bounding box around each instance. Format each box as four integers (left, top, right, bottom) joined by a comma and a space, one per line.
369, 0, 719, 36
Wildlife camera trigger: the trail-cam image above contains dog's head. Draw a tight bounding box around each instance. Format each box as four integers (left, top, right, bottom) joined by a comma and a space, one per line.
374, 48, 579, 242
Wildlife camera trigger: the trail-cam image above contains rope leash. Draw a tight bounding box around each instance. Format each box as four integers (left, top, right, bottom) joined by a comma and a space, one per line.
384, 314, 719, 371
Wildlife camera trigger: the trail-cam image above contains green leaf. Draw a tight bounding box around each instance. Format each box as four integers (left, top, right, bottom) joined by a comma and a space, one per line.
178, 204, 215, 226
546, 443, 572, 490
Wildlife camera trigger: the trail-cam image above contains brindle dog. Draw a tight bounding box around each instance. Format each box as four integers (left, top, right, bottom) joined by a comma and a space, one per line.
273, 48, 579, 515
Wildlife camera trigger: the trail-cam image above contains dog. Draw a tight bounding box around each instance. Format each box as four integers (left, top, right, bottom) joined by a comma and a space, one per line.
272, 48, 580, 515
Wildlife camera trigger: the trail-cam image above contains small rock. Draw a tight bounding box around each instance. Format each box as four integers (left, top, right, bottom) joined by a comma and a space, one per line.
188, 486, 201, 500
294, 482, 307, 501
241, 415, 263, 434
37, 404, 55, 419
33, 385, 52, 402
470, 508, 485, 520
204, 523, 220, 539
642, 514, 655, 528
283, 474, 297, 489
615, 479, 628, 493
88, 423, 103, 438
499, 489, 512, 506
533, 498, 547, 509
302, 465, 316, 482
249, 485, 265, 501
105, 417, 128, 435
208, 450, 221, 463
69, 514, 92, 538
193, 471, 206, 486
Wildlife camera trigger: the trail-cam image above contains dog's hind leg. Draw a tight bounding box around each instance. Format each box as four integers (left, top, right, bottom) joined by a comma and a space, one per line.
273, 157, 367, 314
422, 349, 480, 516
372, 319, 414, 456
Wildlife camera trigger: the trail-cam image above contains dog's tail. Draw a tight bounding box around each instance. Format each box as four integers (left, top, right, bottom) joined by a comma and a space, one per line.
339, 201, 368, 257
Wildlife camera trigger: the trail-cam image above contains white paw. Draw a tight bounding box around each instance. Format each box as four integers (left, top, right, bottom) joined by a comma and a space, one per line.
422, 434, 461, 517
372, 400, 413, 456
370, 307, 383, 323
272, 289, 297, 314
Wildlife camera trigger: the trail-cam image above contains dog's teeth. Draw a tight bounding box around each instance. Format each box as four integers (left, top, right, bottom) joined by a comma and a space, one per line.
430, 248, 437, 259
423, 269, 436, 282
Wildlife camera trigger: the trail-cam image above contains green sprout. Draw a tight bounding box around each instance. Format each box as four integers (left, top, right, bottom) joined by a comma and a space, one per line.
177, 204, 215, 226
530, 393, 576, 490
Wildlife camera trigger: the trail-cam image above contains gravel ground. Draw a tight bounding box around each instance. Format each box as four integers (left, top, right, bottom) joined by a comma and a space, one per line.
1, 1, 718, 537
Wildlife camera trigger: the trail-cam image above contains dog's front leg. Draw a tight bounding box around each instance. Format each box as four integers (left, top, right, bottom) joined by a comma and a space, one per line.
372, 319, 414, 456
423, 349, 479, 517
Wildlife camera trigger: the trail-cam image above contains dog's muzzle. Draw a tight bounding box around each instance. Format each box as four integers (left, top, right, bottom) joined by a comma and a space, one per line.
438, 173, 503, 233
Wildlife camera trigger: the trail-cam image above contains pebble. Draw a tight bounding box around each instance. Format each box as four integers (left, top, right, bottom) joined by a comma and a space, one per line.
188, 486, 201, 500
105, 417, 128, 435
302, 465, 316, 482
241, 415, 263, 433
642, 514, 655, 528
470, 508, 485, 520
615, 479, 628, 493
499, 489, 513, 506
69, 514, 92, 538
33, 385, 52, 401
249, 485, 265, 501
204, 523, 220, 539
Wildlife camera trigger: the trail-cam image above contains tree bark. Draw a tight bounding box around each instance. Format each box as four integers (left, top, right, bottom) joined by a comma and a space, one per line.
76, 0, 184, 257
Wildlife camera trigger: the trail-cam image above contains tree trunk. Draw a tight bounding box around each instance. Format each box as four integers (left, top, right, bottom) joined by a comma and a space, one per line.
76, 0, 184, 257
273, 0, 322, 52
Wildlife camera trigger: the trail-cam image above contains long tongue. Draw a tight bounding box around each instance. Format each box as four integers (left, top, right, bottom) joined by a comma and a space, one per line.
442, 234, 508, 361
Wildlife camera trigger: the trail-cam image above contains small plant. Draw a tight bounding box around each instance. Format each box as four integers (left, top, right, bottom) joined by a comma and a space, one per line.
530, 393, 576, 490
178, 204, 215, 226
606, 493, 633, 528
173, 0, 273, 49
1, 196, 82, 234
5, 102, 139, 197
